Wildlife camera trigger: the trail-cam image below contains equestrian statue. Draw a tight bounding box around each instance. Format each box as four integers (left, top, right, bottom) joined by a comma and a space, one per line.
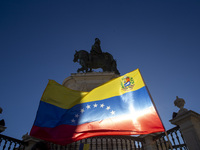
73, 38, 120, 75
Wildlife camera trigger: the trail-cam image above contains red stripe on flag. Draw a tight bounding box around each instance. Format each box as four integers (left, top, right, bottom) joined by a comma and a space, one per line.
30, 107, 164, 145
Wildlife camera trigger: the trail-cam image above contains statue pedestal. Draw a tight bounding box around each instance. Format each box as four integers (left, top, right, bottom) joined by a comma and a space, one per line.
170, 110, 200, 149
62, 72, 120, 91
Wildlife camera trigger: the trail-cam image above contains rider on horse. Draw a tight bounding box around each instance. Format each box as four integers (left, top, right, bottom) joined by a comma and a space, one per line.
90, 38, 103, 62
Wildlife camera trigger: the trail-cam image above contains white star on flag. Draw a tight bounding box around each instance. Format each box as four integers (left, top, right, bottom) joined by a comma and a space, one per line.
86, 104, 91, 109
75, 114, 79, 118
100, 104, 105, 108
106, 106, 111, 110
80, 108, 84, 113
71, 119, 75, 123
110, 110, 115, 115
93, 103, 98, 108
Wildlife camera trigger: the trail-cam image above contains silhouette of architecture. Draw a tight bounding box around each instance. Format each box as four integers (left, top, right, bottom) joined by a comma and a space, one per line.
0, 107, 6, 133
2, 39, 200, 150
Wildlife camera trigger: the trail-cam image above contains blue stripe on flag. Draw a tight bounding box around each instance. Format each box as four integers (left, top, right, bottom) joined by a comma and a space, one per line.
34, 86, 153, 127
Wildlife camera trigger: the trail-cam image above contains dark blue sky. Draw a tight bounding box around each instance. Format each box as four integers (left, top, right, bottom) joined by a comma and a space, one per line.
0, 0, 200, 140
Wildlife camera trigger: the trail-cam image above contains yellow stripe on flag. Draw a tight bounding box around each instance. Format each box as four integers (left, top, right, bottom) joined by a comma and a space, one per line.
41, 80, 88, 109
41, 69, 145, 109
80, 68, 145, 103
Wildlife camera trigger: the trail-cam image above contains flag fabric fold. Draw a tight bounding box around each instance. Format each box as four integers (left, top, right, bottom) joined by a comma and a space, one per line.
30, 69, 164, 145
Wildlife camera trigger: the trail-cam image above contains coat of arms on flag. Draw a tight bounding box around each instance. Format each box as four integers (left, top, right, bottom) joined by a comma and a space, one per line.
121, 75, 134, 91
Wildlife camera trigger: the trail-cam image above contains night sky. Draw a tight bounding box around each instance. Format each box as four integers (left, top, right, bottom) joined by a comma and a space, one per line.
0, 0, 200, 140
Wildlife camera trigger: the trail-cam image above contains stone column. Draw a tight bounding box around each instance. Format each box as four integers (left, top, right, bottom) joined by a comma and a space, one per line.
139, 134, 158, 150
143, 135, 157, 150
170, 96, 200, 150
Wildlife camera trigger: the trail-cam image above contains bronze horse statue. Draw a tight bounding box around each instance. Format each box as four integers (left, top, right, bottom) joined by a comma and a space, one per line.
73, 50, 120, 74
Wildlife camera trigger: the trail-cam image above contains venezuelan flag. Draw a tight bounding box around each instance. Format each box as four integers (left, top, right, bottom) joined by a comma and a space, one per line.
30, 69, 164, 145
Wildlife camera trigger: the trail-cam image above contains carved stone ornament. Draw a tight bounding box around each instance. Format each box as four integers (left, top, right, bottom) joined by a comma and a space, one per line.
174, 96, 188, 116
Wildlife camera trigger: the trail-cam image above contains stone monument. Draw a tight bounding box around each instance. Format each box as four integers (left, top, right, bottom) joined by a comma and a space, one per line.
73, 38, 120, 75
62, 38, 122, 149
23, 39, 121, 150
69, 38, 121, 91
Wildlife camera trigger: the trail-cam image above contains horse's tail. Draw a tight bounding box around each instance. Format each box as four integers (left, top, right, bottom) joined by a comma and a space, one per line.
111, 59, 120, 75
